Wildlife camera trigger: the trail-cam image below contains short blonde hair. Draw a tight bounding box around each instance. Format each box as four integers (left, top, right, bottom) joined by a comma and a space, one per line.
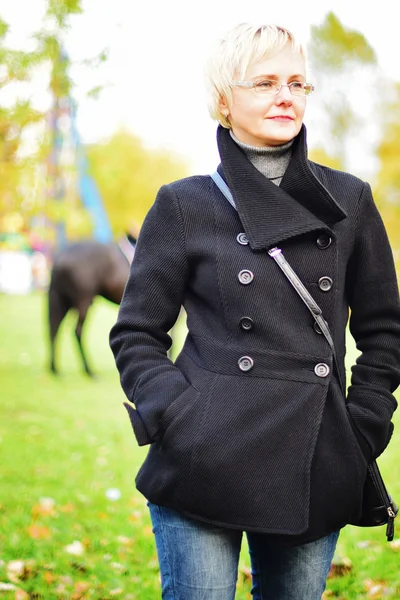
205, 23, 308, 128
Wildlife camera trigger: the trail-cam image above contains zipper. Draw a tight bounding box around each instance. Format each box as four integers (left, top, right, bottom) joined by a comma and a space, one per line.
368, 464, 391, 505
386, 507, 396, 541
368, 464, 397, 541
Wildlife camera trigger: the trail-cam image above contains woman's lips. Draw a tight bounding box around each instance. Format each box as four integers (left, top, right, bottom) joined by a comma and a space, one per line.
268, 116, 294, 122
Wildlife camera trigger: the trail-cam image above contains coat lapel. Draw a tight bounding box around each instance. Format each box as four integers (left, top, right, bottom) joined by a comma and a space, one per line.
216, 125, 347, 250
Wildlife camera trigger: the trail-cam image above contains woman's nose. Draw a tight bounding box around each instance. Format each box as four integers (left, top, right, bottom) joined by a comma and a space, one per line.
275, 85, 293, 103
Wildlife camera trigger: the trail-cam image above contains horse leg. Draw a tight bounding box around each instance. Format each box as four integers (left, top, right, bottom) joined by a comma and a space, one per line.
48, 288, 69, 375
75, 300, 94, 377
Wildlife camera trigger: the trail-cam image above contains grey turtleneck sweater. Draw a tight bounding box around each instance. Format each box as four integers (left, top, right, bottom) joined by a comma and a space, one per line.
230, 130, 293, 186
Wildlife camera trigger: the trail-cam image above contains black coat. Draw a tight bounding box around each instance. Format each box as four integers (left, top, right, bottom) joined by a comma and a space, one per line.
110, 125, 400, 545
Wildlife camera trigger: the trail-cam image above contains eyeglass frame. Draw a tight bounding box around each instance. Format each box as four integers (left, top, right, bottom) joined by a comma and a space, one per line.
232, 80, 315, 96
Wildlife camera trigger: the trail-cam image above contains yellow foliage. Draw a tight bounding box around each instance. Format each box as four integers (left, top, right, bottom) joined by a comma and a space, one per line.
86, 129, 189, 237
309, 146, 344, 172
374, 83, 400, 266
310, 12, 376, 72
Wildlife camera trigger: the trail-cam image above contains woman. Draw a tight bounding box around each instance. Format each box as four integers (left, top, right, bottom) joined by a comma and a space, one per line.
110, 23, 400, 599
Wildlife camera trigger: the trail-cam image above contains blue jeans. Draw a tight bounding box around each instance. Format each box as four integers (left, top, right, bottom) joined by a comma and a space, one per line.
148, 502, 339, 600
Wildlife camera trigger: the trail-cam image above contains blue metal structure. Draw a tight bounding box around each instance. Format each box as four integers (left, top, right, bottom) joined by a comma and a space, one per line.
49, 48, 112, 248
70, 101, 112, 244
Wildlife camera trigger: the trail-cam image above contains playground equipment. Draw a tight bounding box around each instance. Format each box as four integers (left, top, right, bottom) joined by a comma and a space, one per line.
47, 49, 112, 249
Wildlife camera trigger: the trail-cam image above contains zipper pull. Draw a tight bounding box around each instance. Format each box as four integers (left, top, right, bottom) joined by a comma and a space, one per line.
386, 507, 396, 542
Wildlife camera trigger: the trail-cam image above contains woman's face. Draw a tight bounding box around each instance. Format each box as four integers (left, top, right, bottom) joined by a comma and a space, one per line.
221, 45, 308, 147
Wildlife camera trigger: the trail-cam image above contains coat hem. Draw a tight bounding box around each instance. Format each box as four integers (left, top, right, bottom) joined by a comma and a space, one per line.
141, 495, 346, 547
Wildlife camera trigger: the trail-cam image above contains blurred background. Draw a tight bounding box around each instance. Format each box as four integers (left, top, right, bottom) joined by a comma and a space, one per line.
0, 0, 399, 271
0, 1, 399, 599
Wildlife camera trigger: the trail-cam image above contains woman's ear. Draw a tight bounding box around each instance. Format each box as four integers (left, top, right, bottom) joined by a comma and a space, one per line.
219, 95, 230, 118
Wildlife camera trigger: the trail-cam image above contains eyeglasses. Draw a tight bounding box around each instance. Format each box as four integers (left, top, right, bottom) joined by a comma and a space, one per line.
233, 80, 315, 96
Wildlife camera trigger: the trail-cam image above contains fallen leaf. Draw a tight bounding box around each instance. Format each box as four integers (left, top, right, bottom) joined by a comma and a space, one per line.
367, 585, 385, 599
142, 525, 153, 537
128, 511, 143, 522
117, 536, 131, 546
327, 555, 352, 578
31, 497, 56, 519
43, 571, 55, 584
357, 540, 379, 549
7, 561, 25, 583
27, 524, 51, 540
239, 566, 252, 582
55, 577, 73, 597
0, 583, 17, 591
97, 512, 109, 521
64, 541, 85, 556
105, 488, 121, 501
363, 578, 391, 599
388, 539, 400, 551
6, 560, 36, 585
129, 496, 144, 506
147, 558, 158, 570
110, 562, 127, 574
59, 503, 75, 513
71, 581, 90, 600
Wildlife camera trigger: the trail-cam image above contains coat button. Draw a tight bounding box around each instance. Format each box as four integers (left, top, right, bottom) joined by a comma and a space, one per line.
238, 356, 254, 372
313, 319, 328, 335
240, 317, 254, 331
313, 321, 323, 335
314, 363, 330, 378
238, 270, 254, 285
318, 276, 333, 292
237, 233, 249, 245
316, 234, 332, 249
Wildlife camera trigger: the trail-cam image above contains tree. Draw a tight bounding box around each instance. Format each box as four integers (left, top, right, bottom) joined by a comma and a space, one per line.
373, 82, 400, 264
308, 13, 400, 268
0, 17, 42, 222
33, 0, 109, 245
86, 130, 189, 237
308, 12, 377, 171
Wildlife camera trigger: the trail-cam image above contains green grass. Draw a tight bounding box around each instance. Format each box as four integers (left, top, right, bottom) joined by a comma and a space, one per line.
0, 292, 399, 599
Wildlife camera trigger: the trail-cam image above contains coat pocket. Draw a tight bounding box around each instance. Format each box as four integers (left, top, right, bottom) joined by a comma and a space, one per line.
124, 383, 200, 447
159, 384, 201, 435
123, 402, 152, 446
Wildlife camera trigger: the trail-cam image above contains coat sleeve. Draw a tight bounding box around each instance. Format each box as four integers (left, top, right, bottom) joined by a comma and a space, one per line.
109, 184, 190, 446
346, 182, 400, 460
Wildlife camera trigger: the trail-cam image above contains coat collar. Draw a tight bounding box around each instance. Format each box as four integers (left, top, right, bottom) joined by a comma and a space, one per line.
216, 124, 347, 250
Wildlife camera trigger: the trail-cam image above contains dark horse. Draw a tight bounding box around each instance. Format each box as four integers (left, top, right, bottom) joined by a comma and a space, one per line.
48, 237, 134, 376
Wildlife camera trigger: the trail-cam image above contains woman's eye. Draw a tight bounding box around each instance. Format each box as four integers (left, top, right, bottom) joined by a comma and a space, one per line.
291, 82, 304, 89
256, 80, 274, 89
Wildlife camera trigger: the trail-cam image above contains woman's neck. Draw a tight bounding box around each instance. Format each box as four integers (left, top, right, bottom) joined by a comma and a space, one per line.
230, 131, 293, 186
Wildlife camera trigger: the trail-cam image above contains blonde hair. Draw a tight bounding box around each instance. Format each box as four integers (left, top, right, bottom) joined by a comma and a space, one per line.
205, 23, 308, 128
